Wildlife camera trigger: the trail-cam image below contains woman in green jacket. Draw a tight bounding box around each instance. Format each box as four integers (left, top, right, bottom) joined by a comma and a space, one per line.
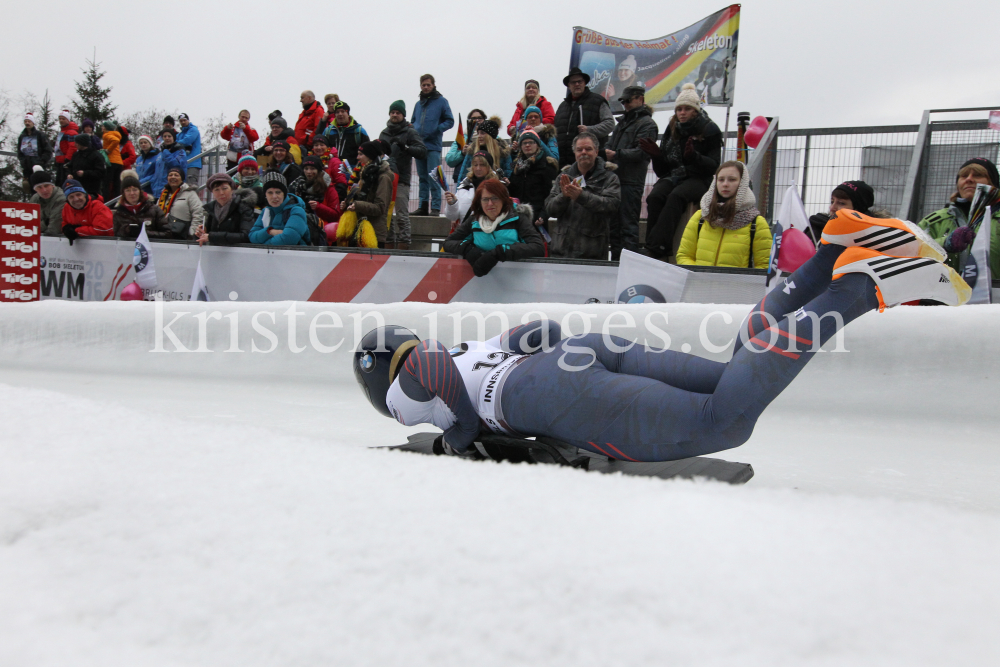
676, 161, 772, 269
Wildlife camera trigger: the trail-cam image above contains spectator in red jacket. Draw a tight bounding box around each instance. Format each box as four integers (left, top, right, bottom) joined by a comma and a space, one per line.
292, 155, 341, 225
61, 180, 114, 241
295, 90, 325, 151
54, 110, 79, 184
506, 79, 556, 137
119, 129, 137, 170
309, 135, 348, 199
220, 110, 259, 169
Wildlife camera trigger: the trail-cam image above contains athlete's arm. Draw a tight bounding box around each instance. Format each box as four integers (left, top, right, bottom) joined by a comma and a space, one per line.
487, 320, 562, 354
398, 340, 481, 452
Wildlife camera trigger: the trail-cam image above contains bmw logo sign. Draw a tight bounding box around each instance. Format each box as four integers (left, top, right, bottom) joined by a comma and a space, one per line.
40, 256, 47, 268
618, 284, 666, 304
360, 351, 376, 372
133, 242, 149, 271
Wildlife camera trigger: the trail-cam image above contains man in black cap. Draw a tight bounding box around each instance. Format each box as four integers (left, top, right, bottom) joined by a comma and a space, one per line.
806, 180, 876, 245
319, 100, 369, 169
553, 67, 614, 168
603, 85, 658, 260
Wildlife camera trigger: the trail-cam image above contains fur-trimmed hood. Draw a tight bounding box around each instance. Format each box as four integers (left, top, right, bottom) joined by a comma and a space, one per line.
234, 186, 257, 209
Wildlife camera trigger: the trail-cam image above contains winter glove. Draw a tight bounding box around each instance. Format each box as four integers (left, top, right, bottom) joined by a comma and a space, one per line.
494, 245, 510, 262
63, 225, 79, 244
943, 226, 975, 253
462, 242, 484, 263
434, 434, 478, 458
682, 136, 697, 164
473, 250, 499, 277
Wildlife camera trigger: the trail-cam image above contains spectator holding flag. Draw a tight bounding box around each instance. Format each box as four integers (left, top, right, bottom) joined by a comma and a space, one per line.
411, 74, 454, 216
445, 109, 485, 180
221, 110, 259, 170
337, 140, 394, 248
456, 118, 511, 182
506, 79, 555, 137
380, 100, 427, 249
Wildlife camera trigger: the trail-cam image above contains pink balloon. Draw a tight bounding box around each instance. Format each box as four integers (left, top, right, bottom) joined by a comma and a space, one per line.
324, 222, 339, 244
777, 227, 816, 274
120, 282, 143, 301
744, 116, 769, 149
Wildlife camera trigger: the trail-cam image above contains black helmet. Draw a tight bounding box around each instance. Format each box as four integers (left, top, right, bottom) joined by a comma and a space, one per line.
354, 326, 421, 418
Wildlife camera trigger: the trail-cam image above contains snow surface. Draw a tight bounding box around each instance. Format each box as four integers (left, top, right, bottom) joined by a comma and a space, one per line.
1, 300, 999, 665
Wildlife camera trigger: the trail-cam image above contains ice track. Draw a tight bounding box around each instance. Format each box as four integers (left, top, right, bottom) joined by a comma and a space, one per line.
1, 300, 998, 665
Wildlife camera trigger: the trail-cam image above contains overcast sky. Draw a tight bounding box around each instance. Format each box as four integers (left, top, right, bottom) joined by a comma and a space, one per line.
3, 0, 998, 139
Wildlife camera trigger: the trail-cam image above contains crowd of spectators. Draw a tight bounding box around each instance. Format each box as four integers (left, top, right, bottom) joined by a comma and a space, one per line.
16, 71, 1000, 281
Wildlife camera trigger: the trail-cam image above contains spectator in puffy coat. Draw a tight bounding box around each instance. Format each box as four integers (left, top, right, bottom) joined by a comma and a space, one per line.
308, 135, 348, 199
443, 152, 498, 226
457, 118, 512, 183
28, 167, 66, 236
444, 179, 544, 276
80, 118, 103, 150
337, 140, 395, 248
151, 129, 189, 199
265, 141, 302, 185
17, 113, 53, 195
249, 172, 310, 246
156, 167, 204, 238
67, 134, 106, 197
234, 154, 265, 211
320, 101, 368, 167
134, 136, 159, 194
639, 83, 722, 259
380, 100, 428, 249
512, 106, 559, 162
411, 75, 454, 215
604, 87, 658, 260
175, 113, 202, 186
553, 68, 614, 168
112, 170, 173, 240
220, 110, 259, 169
506, 79, 556, 137
255, 116, 302, 168
196, 172, 257, 246
53, 110, 78, 184
445, 109, 486, 181
676, 161, 772, 269
295, 91, 325, 151
918, 157, 1000, 275
508, 130, 559, 228
544, 132, 621, 260
61, 180, 114, 240
290, 155, 340, 225
101, 120, 124, 201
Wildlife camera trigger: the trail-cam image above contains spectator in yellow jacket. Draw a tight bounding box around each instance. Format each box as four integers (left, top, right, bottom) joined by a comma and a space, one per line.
676, 160, 772, 269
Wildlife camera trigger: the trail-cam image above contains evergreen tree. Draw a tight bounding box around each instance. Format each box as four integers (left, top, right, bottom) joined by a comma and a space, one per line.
36, 90, 57, 145
0, 95, 25, 202
71, 54, 116, 124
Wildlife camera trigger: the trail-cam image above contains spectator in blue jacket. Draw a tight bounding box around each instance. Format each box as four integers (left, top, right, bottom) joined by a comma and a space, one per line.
410, 74, 454, 216
152, 129, 189, 198
175, 113, 202, 186
134, 135, 159, 194
248, 172, 310, 246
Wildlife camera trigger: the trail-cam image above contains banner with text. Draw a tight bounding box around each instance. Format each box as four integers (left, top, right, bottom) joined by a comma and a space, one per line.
1, 202, 41, 302
570, 5, 740, 114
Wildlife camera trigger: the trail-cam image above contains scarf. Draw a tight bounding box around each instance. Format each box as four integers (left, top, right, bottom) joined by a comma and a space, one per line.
514, 152, 538, 174
157, 186, 181, 214
214, 199, 233, 223
477, 213, 504, 235
123, 201, 144, 214
700, 170, 760, 231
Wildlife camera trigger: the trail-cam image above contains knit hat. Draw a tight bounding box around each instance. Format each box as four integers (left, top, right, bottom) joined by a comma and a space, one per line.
167, 165, 185, 178
359, 140, 383, 161
832, 180, 875, 214
102, 120, 117, 131
518, 129, 541, 147
523, 105, 542, 121
237, 154, 259, 172
178, 113, 189, 121
267, 110, 282, 123
29, 165, 53, 189
301, 155, 324, 172
137, 134, 154, 149
272, 140, 290, 151
311, 134, 328, 146
270, 116, 288, 130
24, 112, 35, 123
120, 169, 142, 192
82, 118, 95, 129
159, 127, 177, 140
333, 100, 350, 113
59, 109, 72, 121
75, 134, 91, 148
163, 115, 175, 125
525, 79, 540, 90
478, 119, 500, 139
674, 82, 701, 111
206, 172, 235, 190
472, 151, 494, 168
960, 157, 999, 188
389, 100, 406, 115
62, 179, 86, 197
563, 67, 591, 86
261, 171, 288, 195
618, 55, 637, 73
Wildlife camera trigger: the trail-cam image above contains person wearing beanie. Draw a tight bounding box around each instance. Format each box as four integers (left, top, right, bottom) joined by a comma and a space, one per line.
264, 140, 302, 185
150, 129, 189, 199
67, 132, 106, 197
195, 171, 257, 246
176, 113, 203, 186
379, 100, 427, 248
54, 110, 80, 185
80, 118, 103, 150
919, 156, 1000, 275
443, 151, 499, 225
553, 67, 614, 168
638, 81, 722, 260
156, 165, 204, 239
100, 120, 124, 201
506, 79, 556, 138
111, 169, 172, 240
133, 136, 160, 195
28, 166, 67, 236
456, 116, 512, 186
319, 99, 369, 171
17, 112, 53, 196
220, 110, 259, 170
248, 172, 310, 246
508, 128, 560, 231
335, 140, 394, 248
289, 154, 340, 245
805, 181, 879, 245
61, 179, 114, 241
513, 106, 559, 162
607, 56, 639, 105
307, 135, 348, 198
410, 75, 454, 216
254, 115, 302, 167
295, 90, 325, 151
604, 85, 658, 260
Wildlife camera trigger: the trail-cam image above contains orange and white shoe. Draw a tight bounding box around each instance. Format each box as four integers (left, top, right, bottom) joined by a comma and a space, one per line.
832, 247, 971, 309
822, 210, 947, 262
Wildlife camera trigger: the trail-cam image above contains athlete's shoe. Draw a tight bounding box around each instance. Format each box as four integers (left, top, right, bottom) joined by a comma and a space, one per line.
832, 247, 971, 309
822, 209, 947, 262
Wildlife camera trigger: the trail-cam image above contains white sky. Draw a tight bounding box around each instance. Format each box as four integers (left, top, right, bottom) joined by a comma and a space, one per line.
3, 0, 998, 138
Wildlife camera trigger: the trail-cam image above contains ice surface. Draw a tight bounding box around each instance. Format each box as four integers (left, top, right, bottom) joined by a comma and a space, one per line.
1, 300, 999, 665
